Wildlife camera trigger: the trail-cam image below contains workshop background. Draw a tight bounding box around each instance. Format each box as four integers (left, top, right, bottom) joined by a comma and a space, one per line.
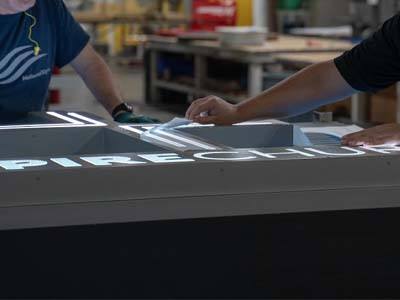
55, 0, 400, 126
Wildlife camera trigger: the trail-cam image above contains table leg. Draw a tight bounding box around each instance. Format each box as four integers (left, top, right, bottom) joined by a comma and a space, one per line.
248, 63, 264, 98
108, 24, 117, 57
195, 55, 207, 95
397, 83, 400, 123
149, 50, 159, 104
351, 92, 369, 124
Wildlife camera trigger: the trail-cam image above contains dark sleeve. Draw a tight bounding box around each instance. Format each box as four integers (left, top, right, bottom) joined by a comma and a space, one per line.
53, 0, 90, 68
334, 14, 400, 92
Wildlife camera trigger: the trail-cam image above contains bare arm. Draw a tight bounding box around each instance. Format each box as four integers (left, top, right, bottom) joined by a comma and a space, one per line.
70, 44, 123, 115
186, 60, 356, 125
237, 60, 355, 120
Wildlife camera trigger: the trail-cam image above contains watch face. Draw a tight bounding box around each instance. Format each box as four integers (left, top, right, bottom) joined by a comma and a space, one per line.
125, 104, 133, 113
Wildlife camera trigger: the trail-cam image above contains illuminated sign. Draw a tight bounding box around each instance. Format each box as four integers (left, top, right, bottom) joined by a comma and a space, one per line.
0, 145, 399, 171
0, 112, 107, 130
0, 112, 398, 172
120, 125, 221, 151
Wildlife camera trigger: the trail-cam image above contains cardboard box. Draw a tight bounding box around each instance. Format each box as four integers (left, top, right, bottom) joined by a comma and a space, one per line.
320, 98, 351, 118
370, 85, 397, 124
370, 95, 397, 124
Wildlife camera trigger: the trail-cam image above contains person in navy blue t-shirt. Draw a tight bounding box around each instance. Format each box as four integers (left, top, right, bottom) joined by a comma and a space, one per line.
0, 0, 158, 123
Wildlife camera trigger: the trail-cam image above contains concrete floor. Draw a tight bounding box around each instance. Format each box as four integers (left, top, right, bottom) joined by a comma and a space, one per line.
50, 61, 179, 122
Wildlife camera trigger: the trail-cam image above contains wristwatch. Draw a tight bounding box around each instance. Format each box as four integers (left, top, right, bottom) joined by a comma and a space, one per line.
112, 103, 134, 119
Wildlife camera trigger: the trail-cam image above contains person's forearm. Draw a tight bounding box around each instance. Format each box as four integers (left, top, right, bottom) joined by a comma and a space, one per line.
77, 55, 122, 114
236, 60, 356, 121
71, 46, 123, 115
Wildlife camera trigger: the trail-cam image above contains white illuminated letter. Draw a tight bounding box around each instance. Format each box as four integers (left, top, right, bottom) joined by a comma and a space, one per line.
139, 153, 195, 163
81, 156, 145, 166
362, 145, 400, 154
0, 160, 47, 170
193, 151, 256, 161
305, 147, 366, 156
249, 149, 315, 159
51, 158, 82, 168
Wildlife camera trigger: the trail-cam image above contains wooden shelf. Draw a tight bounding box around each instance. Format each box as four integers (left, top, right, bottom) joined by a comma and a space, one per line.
155, 80, 195, 94
74, 12, 189, 25
198, 90, 247, 104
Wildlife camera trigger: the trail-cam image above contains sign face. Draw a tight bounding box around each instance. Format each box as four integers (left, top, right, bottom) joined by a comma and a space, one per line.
0, 145, 399, 171
0, 112, 107, 130
0, 111, 399, 172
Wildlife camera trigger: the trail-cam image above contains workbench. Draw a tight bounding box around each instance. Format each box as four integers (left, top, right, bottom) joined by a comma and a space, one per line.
1, 111, 400, 298
145, 35, 353, 105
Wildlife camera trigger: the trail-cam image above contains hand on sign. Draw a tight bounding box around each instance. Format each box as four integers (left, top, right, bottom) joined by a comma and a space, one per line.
342, 124, 400, 146
114, 112, 160, 124
185, 96, 240, 125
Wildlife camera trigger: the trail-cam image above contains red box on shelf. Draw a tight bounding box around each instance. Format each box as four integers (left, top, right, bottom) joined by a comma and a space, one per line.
191, 0, 237, 31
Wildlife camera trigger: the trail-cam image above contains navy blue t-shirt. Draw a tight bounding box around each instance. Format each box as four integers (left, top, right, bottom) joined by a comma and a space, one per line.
0, 0, 89, 114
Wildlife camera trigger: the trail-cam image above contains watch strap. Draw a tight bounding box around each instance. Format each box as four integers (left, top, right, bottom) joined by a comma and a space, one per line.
112, 103, 133, 119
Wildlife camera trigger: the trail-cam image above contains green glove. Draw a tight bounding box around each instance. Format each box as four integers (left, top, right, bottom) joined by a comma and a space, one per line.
114, 112, 160, 124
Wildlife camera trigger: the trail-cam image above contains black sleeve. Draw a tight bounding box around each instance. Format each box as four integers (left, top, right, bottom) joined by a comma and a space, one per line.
53, 0, 90, 68
334, 14, 400, 92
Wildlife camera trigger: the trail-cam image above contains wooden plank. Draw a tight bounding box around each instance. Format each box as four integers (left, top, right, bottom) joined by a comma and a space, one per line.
74, 12, 189, 25
273, 52, 343, 67
190, 36, 353, 54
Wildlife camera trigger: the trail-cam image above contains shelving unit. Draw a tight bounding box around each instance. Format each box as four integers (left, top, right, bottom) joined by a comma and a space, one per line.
154, 79, 248, 103
145, 35, 353, 106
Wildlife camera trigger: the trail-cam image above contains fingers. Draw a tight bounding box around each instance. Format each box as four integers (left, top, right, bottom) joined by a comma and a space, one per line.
342, 138, 367, 147
186, 96, 216, 121
185, 97, 207, 119
342, 124, 400, 147
193, 115, 217, 124
342, 133, 363, 147
342, 133, 367, 146
342, 132, 381, 146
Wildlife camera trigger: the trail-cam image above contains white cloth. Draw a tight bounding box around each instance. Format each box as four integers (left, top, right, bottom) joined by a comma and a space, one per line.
150, 118, 192, 132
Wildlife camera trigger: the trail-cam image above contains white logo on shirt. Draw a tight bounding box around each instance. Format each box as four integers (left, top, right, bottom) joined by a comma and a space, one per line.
0, 45, 47, 85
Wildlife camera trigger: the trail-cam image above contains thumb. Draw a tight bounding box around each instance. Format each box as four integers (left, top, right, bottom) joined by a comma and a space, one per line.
194, 115, 217, 124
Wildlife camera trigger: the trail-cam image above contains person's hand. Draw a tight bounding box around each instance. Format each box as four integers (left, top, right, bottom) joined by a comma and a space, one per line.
185, 96, 240, 125
342, 123, 400, 146
114, 112, 160, 124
